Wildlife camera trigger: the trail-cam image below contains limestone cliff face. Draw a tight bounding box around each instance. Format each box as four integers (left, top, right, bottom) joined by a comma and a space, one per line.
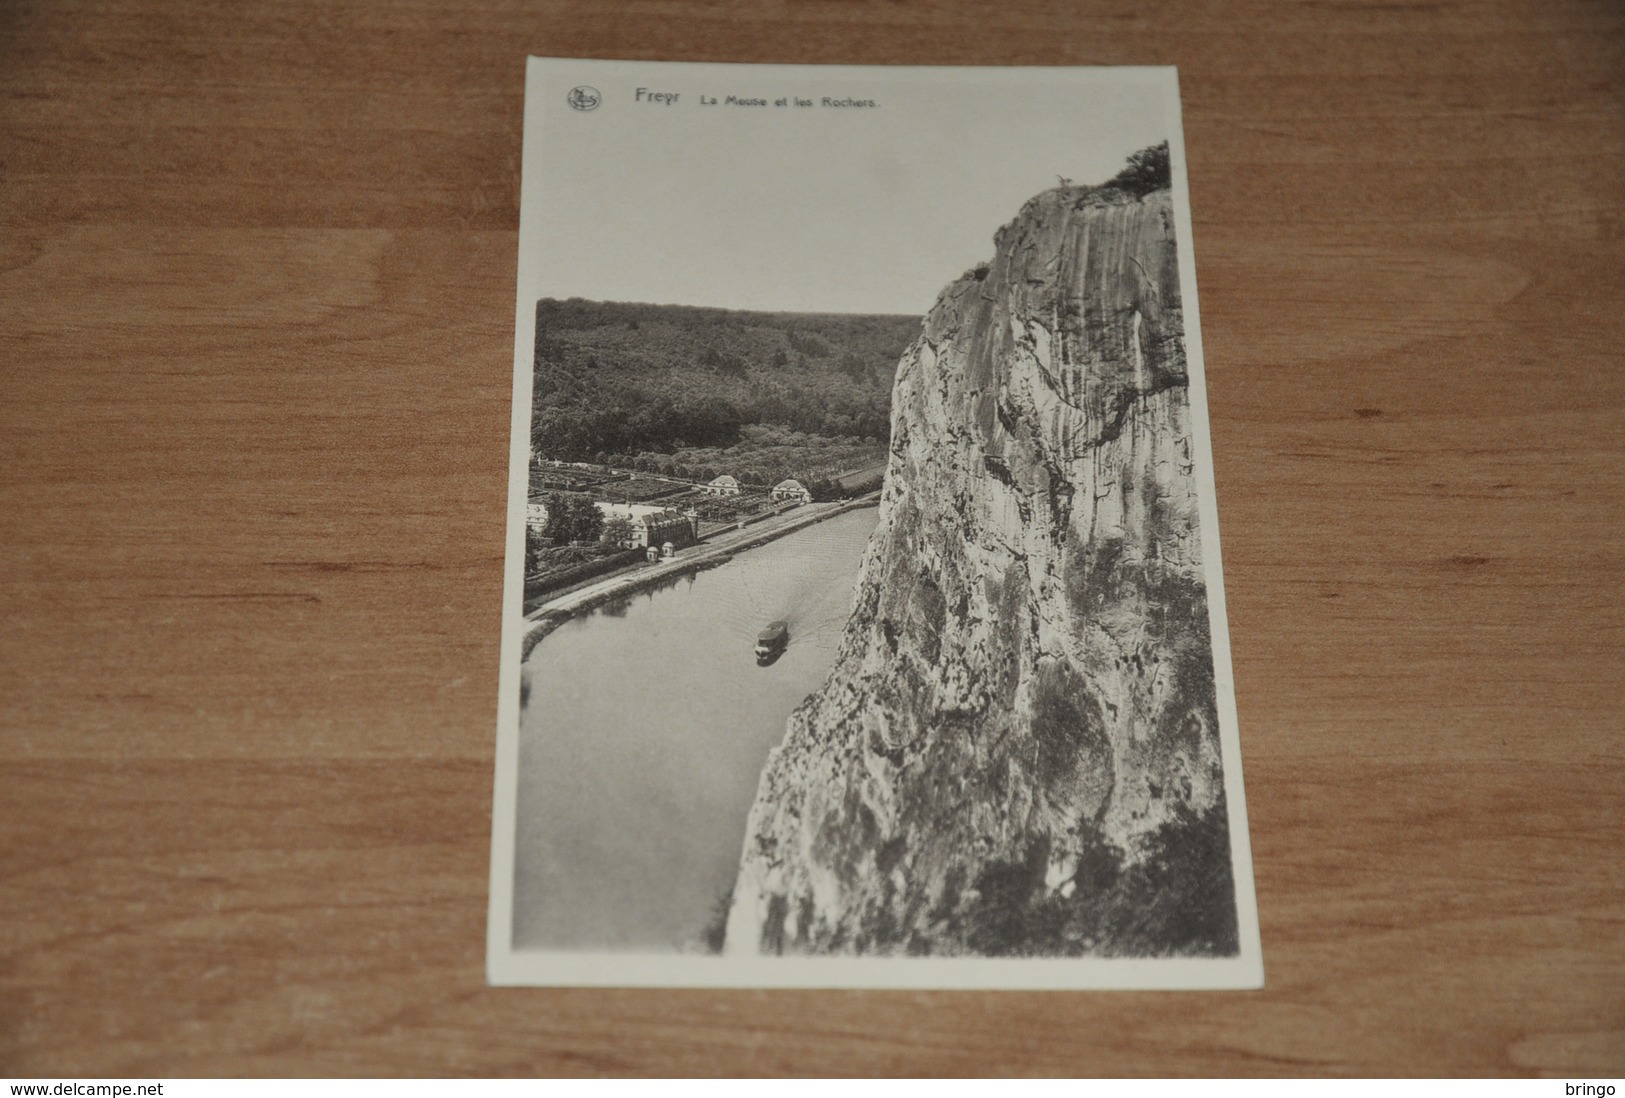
726, 184, 1236, 958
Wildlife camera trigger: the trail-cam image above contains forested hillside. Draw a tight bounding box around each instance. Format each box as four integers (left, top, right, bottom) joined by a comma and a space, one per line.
530, 299, 919, 465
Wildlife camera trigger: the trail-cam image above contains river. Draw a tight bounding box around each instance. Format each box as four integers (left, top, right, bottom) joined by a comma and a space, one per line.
512, 505, 879, 953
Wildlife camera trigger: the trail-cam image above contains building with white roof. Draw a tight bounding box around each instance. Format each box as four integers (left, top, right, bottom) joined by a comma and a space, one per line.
771, 479, 813, 505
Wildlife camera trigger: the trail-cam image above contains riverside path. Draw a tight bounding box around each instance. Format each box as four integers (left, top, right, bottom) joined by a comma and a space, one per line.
522, 494, 880, 638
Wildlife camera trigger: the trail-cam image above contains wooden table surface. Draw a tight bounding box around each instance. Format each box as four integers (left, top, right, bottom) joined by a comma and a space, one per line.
3, 0, 1621, 1078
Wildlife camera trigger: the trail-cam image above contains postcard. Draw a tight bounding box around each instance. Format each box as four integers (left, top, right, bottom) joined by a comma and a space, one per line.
488, 58, 1263, 988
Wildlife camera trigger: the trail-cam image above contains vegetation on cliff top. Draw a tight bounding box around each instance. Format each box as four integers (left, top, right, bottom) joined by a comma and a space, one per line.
1104, 140, 1171, 197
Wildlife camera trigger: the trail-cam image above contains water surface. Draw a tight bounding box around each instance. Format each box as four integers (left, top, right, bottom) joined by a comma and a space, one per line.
513, 506, 878, 952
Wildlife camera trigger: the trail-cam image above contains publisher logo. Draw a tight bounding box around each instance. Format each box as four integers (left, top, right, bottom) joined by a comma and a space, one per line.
567, 86, 601, 112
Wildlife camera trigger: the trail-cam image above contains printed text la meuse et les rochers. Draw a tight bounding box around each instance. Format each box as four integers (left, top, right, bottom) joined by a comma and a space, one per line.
634, 87, 878, 108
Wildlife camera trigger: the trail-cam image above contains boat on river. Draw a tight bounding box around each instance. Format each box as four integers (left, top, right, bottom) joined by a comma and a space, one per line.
755, 621, 789, 665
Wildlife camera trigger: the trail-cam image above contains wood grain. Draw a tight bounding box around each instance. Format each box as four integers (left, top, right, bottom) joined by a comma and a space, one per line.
2, 0, 1621, 1078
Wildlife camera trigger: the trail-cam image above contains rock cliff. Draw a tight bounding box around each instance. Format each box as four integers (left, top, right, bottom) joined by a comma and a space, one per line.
725, 176, 1239, 958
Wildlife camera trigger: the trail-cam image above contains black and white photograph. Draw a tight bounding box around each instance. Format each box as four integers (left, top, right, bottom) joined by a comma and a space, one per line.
488, 59, 1263, 988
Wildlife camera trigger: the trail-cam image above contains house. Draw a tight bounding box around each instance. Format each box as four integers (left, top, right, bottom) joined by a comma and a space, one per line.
637, 511, 698, 552
771, 479, 813, 505
595, 502, 669, 523
525, 502, 550, 530
596, 501, 699, 550
703, 474, 742, 497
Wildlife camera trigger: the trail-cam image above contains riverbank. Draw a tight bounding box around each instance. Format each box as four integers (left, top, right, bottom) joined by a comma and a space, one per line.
521, 493, 879, 657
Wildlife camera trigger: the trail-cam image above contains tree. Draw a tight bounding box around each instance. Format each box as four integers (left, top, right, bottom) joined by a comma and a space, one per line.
525, 524, 547, 573
541, 493, 605, 544
541, 493, 568, 542
566, 496, 604, 544
601, 517, 634, 547
1106, 140, 1170, 196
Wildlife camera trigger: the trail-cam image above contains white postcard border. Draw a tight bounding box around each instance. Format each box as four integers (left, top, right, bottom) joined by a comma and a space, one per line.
487, 57, 1263, 990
